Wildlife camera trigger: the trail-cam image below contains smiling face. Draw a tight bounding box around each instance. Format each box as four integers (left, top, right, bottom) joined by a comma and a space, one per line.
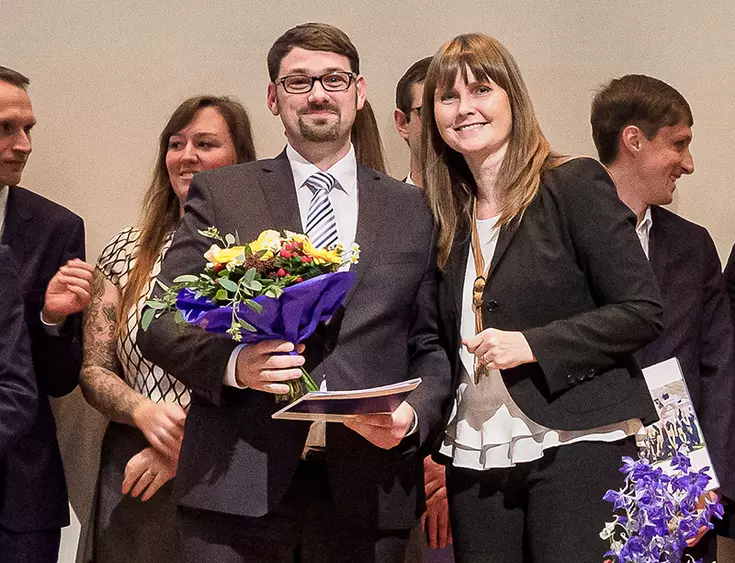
0, 80, 35, 187
433, 68, 512, 167
267, 47, 365, 152
636, 122, 694, 205
165, 106, 238, 203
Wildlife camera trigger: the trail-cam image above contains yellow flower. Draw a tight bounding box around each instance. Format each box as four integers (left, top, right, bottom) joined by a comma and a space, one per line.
284, 230, 309, 245
249, 229, 282, 260
302, 239, 341, 265
212, 246, 247, 264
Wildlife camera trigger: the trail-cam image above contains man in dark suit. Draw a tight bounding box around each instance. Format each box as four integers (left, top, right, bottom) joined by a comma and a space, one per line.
592, 74, 735, 560
0, 66, 93, 562
138, 23, 450, 563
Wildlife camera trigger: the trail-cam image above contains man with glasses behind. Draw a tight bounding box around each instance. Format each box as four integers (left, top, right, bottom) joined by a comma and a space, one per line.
139, 22, 450, 563
394, 57, 432, 188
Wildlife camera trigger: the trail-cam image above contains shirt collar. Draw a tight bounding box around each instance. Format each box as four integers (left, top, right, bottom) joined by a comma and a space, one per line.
286, 143, 356, 195
0, 185, 9, 237
405, 173, 415, 186
636, 206, 653, 237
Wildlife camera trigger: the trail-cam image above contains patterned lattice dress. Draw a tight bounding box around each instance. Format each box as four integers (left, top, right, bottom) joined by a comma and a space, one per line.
86, 226, 186, 563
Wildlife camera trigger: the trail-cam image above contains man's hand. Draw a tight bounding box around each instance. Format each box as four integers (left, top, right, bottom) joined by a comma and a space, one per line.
42, 259, 95, 324
686, 490, 719, 547
122, 446, 178, 501
132, 400, 186, 459
463, 328, 535, 371
423, 456, 452, 549
343, 401, 415, 449
235, 340, 305, 394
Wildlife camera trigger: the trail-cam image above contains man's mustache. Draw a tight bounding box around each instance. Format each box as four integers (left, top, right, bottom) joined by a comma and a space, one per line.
300, 104, 340, 115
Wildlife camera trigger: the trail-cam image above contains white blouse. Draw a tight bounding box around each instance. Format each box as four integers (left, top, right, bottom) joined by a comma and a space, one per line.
439, 216, 641, 470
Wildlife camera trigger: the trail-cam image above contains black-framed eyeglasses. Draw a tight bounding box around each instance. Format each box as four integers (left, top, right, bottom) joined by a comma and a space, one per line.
277, 71, 356, 94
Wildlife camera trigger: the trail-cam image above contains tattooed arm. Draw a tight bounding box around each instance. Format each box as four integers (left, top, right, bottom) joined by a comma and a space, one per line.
81, 269, 185, 458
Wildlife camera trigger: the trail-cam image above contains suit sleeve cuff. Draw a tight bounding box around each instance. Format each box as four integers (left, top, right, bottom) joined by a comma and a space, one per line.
40, 310, 65, 336
405, 406, 419, 437
223, 344, 248, 388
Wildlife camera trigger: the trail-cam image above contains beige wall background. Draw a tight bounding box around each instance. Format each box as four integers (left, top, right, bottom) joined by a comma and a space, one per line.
2, 1, 734, 561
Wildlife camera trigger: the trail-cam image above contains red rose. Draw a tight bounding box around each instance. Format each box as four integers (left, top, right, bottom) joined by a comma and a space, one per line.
277, 268, 287, 277
280, 250, 291, 258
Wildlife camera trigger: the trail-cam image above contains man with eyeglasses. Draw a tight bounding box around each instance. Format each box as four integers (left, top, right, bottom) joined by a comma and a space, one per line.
394, 57, 432, 188
139, 22, 451, 563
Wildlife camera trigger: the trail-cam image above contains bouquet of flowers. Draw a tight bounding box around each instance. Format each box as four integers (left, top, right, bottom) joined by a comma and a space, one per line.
143, 227, 359, 401
600, 452, 723, 563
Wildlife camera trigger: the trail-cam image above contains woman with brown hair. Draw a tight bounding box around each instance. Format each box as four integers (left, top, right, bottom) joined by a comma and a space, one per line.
422, 34, 663, 561
80, 95, 256, 563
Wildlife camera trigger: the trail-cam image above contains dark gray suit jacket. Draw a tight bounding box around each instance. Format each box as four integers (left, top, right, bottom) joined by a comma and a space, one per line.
638, 206, 735, 499
437, 158, 662, 435
138, 151, 451, 529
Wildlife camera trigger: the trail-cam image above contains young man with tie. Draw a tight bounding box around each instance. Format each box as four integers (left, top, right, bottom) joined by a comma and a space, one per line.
139, 23, 451, 563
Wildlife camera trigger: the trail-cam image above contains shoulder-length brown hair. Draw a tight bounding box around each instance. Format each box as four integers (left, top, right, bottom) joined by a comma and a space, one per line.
421, 34, 563, 268
118, 96, 257, 334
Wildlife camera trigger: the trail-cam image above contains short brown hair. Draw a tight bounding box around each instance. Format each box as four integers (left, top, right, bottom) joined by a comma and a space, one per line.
591, 74, 693, 165
267, 23, 360, 81
395, 56, 432, 121
0, 66, 30, 90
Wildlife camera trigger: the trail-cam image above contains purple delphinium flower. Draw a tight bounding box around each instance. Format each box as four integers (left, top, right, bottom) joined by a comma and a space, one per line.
600, 451, 722, 563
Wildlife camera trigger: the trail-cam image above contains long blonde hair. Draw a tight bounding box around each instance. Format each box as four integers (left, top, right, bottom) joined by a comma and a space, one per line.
117, 96, 257, 335
421, 34, 563, 268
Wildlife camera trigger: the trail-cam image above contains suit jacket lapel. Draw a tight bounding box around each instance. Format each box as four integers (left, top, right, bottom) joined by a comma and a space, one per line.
488, 214, 522, 275
444, 226, 470, 323
258, 150, 302, 233
339, 165, 385, 310
1, 187, 34, 259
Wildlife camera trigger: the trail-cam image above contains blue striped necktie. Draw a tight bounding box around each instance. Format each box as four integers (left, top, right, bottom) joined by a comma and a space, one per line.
304, 171, 339, 249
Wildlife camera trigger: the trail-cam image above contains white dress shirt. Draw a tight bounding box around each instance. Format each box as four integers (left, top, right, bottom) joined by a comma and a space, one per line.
0, 185, 8, 238
636, 206, 653, 259
438, 216, 641, 470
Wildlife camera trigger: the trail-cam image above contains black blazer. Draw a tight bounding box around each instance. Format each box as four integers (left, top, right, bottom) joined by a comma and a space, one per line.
438, 158, 662, 433
724, 244, 735, 323
138, 152, 451, 529
0, 245, 37, 457
637, 207, 735, 499
0, 186, 85, 532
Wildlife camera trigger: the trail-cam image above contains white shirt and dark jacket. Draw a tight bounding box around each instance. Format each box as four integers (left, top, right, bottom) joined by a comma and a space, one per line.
137, 145, 451, 554
436, 158, 663, 460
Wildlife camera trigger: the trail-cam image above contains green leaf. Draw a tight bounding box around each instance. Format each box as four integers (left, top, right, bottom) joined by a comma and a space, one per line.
173, 274, 199, 284
141, 307, 156, 331
242, 268, 256, 284
245, 280, 263, 292
265, 286, 283, 299
225, 233, 236, 246
215, 289, 228, 301
173, 309, 185, 324
237, 318, 257, 332
145, 300, 168, 310
245, 300, 263, 313
218, 278, 239, 292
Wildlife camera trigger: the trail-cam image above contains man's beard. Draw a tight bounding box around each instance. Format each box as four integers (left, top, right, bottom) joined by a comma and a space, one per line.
297, 102, 343, 142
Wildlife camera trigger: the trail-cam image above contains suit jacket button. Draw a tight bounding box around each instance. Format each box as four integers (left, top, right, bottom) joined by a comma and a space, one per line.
566, 374, 575, 385
577, 373, 586, 382
485, 300, 499, 312
587, 369, 595, 379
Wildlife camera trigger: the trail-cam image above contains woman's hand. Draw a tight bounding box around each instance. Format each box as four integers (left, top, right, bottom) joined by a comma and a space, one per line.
122, 446, 178, 501
132, 400, 186, 458
463, 328, 535, 370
